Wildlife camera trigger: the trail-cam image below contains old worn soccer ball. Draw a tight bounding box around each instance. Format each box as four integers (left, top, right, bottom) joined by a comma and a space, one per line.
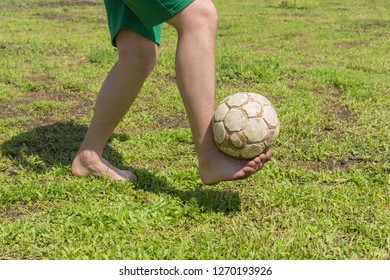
212, 92, 280, 159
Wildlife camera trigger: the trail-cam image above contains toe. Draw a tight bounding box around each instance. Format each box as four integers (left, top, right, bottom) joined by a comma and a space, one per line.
124, 170, 137, 181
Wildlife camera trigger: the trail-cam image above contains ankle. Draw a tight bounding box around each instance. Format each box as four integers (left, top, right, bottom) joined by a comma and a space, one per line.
74, 149, 104, 167
77, 148, 102, 158
198, 147, 220, 166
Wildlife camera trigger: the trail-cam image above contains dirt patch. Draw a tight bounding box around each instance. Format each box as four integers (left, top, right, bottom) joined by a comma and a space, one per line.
314, 83, 356, 134
38, 12, 77, 22
310, 157, 364, 171
334, 40, 370, 50
0, 1, 101, 11
1, 203, 26, 220
336, 19, 390, 35
0, 89, 94, 129
282, 157, 365, 172
0, 164, 20, 177
37, 11, 106, 24
0, 5, 27, 12
9, 71, 93, 123
0, 102, 16, 120
35, 0, 105, 24
156, 113, 189, 129
37, 0, 101, 7
0, 201, 43, 220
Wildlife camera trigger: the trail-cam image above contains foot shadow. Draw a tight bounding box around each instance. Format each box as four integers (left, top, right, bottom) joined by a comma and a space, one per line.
133, 169, 241, 214
0, 121, 127, 172
1, 121, 241, 213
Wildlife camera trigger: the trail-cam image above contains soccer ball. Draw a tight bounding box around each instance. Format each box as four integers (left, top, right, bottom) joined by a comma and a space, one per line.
212, 92, 280, 159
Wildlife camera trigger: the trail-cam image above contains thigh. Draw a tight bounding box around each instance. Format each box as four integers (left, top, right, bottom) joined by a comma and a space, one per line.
116, 29, 159, 61
122, 0, 194, 29
104, 0, 163, 46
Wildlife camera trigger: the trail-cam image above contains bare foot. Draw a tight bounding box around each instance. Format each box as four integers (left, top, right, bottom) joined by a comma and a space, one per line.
199, 149, 272, 185
71, 150, 137, 181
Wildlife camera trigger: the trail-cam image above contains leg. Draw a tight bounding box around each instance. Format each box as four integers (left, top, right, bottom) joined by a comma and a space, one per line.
168, 0, 272, 184
72, 30, 158, 181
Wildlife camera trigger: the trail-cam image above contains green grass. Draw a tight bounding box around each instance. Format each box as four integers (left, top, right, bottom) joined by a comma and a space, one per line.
0, 0, 389, 259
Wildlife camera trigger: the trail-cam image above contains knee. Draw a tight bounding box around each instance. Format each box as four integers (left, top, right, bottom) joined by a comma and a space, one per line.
116, 32, 158, 77
169, 0, 218, 34
117, 47, 157, 76
195, 1, 218, 30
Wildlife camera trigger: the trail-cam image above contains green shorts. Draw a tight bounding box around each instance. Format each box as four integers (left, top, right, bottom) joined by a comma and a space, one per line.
104, 0, 194, 46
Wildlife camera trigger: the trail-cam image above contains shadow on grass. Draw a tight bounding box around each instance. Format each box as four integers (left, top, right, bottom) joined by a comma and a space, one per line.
1, 121, 240, 213
1, 121, 129, 173
133, 169, 241, 214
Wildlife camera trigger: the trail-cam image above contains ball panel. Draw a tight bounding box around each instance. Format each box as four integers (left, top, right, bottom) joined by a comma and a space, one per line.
242, 118, 268, 143
262, 104, 279, 128
248, 92, 271, 105
230, 132, 247, 148
240, 143, 266, 159
242, 101, 262, 118
212, 122, 226, 144
224, 108, 247, 132
221, 147, 240, 158
226, 92, 248, 107
263, 129, 278, 147
214, 103, 229, 122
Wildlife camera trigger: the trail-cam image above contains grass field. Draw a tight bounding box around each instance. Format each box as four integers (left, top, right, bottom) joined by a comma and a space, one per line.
0, 0, 389, 259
